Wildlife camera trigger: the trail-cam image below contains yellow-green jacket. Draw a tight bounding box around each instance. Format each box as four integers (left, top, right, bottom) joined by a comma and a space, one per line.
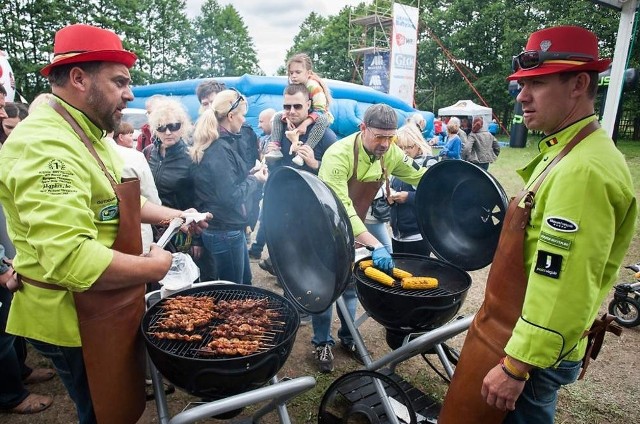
505, 116, 637, 367
0, 98, 133, 347
318, 131, 426, 236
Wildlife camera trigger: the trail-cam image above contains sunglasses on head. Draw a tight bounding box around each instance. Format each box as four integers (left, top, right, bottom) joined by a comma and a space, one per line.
157, 122, 182, 133
512, 50, 595, 71
283, 103, 305, 111
228, 88, 245, 114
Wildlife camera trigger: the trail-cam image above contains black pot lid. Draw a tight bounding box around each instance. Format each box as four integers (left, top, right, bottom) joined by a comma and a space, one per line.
262, 167, 355, 314
415, 160, 508, 271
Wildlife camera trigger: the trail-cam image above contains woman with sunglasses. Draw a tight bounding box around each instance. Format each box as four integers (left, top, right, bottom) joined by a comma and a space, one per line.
146, 99, 198, 256
191, 90, 268, 285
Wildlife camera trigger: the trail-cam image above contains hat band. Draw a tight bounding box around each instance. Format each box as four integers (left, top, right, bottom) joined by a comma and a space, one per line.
50, 51, 87, 64
544, 59, 593, 66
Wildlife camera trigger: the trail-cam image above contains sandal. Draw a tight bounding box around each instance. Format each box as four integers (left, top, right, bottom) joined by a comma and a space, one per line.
23, 368, 56, 385
4, 393, 53, 414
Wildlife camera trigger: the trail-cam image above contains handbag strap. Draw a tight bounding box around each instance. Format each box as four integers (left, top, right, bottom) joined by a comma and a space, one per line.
49, 100, 120, 198
529, 120, 599, 195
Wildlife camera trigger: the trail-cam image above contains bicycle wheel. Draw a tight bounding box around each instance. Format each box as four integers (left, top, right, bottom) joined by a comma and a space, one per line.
608, 297, 640, 327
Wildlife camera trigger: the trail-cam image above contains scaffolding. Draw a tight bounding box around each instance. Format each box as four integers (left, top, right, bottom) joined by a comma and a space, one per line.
348, 1, 393, 83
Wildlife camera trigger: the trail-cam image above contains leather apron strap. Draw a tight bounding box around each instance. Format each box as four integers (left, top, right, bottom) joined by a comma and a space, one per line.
50, 100, 146, 424
439, 120, 599, 424
347, 133, 386, 221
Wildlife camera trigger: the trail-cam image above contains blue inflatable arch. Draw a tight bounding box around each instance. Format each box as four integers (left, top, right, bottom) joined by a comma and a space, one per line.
130, 74, 434, 139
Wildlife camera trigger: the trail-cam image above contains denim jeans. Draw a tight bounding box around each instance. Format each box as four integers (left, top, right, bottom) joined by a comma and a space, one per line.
504, 360, 582, 424
28, 338, 96, 424
365, 222, 393, 253
0, 287, 29, 409
311, 283, 357, 347
202, 229, 251, 285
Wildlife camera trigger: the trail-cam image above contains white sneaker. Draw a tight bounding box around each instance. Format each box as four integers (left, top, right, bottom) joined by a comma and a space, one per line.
291, 155, 304, 166
264, 150, 283, 163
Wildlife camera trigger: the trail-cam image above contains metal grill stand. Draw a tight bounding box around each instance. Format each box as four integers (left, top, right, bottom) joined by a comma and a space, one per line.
334, 295, 473, 423
146, 283, 316, 424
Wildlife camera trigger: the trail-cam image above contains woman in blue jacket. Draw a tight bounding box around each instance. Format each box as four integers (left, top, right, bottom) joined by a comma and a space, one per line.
439, 120, 462, 160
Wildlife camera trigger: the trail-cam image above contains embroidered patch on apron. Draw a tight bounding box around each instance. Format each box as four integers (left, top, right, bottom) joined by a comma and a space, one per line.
545, 216, 578, 232
99, 204, 119, 221
540, 231, 572, 250
534, 250, 563, 279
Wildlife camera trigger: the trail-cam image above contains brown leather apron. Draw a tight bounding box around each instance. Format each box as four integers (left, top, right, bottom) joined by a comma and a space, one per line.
439, 122, 598, 423
347, 133, 388, 221
48, 102, 146, 423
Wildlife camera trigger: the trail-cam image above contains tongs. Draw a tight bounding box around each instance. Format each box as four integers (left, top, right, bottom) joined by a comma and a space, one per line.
156, 217, 185, 249
155, 213, 210, 249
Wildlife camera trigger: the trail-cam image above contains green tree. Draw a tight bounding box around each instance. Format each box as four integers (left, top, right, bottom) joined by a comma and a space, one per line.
135, 0, 193, 82
190, 1, 260, 78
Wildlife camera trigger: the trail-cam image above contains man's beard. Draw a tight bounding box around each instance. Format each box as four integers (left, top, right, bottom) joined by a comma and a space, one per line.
86, 84, 119, 132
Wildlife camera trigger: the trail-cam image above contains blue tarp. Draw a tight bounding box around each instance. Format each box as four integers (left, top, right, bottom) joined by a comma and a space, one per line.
130, 74, 434, 139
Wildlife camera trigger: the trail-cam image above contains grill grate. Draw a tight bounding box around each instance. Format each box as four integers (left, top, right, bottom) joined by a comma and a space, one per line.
144, 288, 297, 359
355, 267, 460, 298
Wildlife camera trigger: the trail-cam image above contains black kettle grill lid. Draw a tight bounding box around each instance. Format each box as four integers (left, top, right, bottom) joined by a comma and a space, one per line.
415, 160, 508, 271
262, 167, 355, 314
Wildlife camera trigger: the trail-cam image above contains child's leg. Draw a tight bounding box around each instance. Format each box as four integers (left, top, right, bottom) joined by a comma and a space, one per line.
303, 114, 330, 150
270, 112, 285, 146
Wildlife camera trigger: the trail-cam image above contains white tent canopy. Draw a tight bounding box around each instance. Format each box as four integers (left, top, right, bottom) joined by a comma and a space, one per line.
438, 100, 492, 131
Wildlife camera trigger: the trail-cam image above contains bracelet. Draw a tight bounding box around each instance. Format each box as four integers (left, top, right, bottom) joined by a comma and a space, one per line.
500, 357, 530, 381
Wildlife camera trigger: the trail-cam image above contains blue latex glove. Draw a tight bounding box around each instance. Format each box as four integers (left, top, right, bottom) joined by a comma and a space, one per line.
372, 246, 394, 273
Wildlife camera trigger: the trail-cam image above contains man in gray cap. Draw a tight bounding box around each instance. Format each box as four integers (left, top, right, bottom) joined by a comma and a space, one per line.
311, 103, 427, 373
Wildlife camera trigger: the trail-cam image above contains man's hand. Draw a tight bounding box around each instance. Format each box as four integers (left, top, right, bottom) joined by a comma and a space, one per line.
390, 191, 408, 204
147, 244, 173, 270
372, 246, 394, 273
481, 364, 526, 411
296, 145, 319, 169
0, 267, 20, 292
252, 166, 269, 183
180, 209, 213, 236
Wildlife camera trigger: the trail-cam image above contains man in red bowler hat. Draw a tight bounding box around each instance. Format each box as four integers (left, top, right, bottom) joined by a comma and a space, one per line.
439, 25, 637, 424
0, 24, 210, 423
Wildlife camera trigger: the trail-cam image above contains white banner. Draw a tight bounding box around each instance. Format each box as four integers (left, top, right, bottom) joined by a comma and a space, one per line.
0, 51, 15, 102
388, 2, 419, 106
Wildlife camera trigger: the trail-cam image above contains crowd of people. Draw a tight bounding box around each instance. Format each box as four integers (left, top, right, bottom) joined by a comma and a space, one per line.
0, 22, 635, 424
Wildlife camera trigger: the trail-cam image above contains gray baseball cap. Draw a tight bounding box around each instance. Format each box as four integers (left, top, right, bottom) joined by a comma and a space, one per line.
363, 104, 398, 130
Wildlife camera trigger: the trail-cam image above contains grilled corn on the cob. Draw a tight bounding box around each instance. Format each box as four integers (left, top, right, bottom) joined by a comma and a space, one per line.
391, 267, 413, 279
358, 260, 374, 270
401, 276, 439, 290
364, 267, 396, 287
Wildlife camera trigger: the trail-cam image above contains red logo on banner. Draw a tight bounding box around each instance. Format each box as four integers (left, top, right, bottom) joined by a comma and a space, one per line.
395, 33, 406, 46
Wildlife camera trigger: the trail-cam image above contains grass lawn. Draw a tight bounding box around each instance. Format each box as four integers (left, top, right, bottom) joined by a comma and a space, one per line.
490, 136, 640, 264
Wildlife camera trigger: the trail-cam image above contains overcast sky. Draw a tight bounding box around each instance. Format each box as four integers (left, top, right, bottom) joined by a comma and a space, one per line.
185, 0, 367, 75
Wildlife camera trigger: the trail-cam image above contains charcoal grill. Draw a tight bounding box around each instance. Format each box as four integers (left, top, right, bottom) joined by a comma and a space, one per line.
355, 254, 471, 333
144, 282, 316, 424
263, 162, 508, 423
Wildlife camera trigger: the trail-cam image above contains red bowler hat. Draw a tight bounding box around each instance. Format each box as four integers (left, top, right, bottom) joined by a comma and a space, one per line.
40, 24, 137, 77
507, 25, 610, 81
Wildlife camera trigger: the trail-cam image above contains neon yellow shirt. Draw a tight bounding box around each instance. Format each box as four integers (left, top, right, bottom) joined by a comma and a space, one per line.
0, 98, 124, 346
505, 116, 637, 367
319, 132, 426, 236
